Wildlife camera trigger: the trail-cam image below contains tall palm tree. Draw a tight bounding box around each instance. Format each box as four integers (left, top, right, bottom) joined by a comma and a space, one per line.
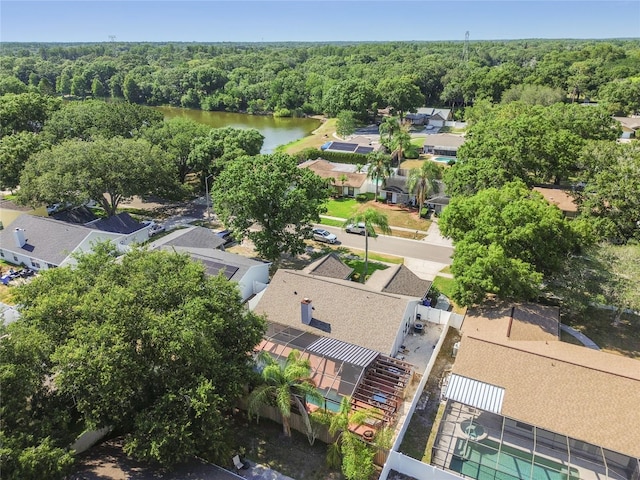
365, 152, 392, 202
343, 208, 391, 283
248, 349, 323, 438
378, 116, 400, 150
407, 161, 443, 213
390, 123, 412, 167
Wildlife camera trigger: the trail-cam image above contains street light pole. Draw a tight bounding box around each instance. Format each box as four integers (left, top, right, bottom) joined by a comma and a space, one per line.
205, 174, 213, 222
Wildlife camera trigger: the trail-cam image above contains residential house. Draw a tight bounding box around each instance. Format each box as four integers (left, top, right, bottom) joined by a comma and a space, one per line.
304, 252, 354, 280
152, 226, 270, 303
431, 303, 640, 480
0, 214, 123, 270
422, 133, 465, 157
613, 116, 640, 139
424, 195, 450, 214
320, 135, 382, 156
252, 266, 424, 426
299, 159, 369, 197
405, 108, 453, 127
533, 186, 579, 218
86, 212, 150, 246
253, 268, 420, 356
380, 174, 412, 205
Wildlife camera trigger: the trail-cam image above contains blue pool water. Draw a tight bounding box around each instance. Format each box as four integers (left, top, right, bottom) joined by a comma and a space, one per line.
433, 156, 456, 163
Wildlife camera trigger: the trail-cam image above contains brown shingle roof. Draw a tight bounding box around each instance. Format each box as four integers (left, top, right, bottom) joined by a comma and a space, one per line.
253, 269, 410, 354
299, 159, 367, 188
381, 264, 432, 298
305, 253, 354, 280
533, 187, 578, 213
456, 303, 640, 458
453, 336, 640, 458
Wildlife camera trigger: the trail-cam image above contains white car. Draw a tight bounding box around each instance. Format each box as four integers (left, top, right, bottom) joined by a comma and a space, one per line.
345, 222, 373, 236
312, 228, 337, 244
148, 224, 166, 237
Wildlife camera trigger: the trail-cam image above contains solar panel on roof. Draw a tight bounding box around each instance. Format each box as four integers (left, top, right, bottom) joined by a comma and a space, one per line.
354, 146, 374, 154
327, 142, 358, 152
201, 260, 239, 280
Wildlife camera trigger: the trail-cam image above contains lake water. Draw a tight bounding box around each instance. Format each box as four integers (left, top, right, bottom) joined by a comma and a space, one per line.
156, 106, 321, 154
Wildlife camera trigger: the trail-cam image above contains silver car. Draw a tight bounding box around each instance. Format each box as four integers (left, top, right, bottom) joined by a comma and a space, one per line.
313, 228, 337, 244
345, 222, 372, 236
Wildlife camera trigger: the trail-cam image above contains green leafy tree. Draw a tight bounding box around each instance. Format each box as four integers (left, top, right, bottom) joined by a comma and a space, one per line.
407, 161, 443, 211
336, 110, 357, 138
188, 126, 264, 177
248, 350, 323, 439
0, 131, 45, 191
439, 181, 581, 306
0, 75, 28, 95
0, 92, 61, 136
389, 123, 412, 166
212, 152, 330, 262
366, 151, 392, 201
378, 116, 400, 150
11, 246, 266, 468
91, 77, 107, 98
42, 99, 163, 143
377, 76, 423, 120
343, 208, 391, 283
142, 117, 211, 184
18, 136, 176, 216
575, 141, 640, 242
324, 397, 377, 480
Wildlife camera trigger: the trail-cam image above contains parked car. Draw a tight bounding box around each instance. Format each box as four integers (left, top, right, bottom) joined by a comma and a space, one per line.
148, 224, 166, 236
312, 228, 337, 244
345, 222, 374, 236
215, 229, 237, 248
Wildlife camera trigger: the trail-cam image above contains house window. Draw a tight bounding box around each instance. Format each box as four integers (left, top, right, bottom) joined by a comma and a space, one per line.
347, 187, 355, 197
30, 258, 41, 269
13, 255, 18, 262
0, 250, 4, 258
46, 263, 56, 269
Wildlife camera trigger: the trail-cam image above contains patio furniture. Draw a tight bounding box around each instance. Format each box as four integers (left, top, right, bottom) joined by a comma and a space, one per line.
233, 455, 249, 472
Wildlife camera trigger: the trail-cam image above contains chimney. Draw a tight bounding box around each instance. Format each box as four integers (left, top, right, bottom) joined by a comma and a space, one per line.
13, 228, 26, 248
301, 298, 313, 325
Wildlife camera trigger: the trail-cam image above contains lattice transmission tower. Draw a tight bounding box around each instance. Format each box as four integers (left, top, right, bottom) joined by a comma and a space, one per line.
462, 31, 470, 63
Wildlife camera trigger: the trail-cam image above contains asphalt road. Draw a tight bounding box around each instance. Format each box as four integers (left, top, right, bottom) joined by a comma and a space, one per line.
318, 225, 454, 264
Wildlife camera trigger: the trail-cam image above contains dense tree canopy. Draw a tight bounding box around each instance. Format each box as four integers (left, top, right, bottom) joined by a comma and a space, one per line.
574, 141, 640, 242
18, 136, 176, 216
445, 102, 620, 196
1, 39, 638, 118
2, 246, 266, 477
0, 92, 61, 136
41, 99, 163, 143
439, 181, 581, 306
212, 152, 330, 262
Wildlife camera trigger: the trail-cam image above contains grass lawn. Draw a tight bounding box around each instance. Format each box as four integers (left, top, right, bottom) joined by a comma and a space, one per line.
563, 307, 640, 358
280, 117, 337, 155
344, 258, 389, 283
432, 276, 455, 299
323, 198, 431, 233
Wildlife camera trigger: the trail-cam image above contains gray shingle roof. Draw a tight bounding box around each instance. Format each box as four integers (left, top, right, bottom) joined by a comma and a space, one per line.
305, 253, 354, 280
87, 212, 144, 234
254, 269, 410, 354
159, 245, 267, 282
422, 133, 465, 149
0, 214, 98, 265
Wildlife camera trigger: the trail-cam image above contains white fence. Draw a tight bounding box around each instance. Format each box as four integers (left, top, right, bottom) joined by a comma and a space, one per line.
383, 451, 464, 480
416, 305, 464, 329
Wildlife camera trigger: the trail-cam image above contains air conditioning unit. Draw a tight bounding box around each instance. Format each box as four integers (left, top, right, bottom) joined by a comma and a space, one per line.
452, 342, 460, 357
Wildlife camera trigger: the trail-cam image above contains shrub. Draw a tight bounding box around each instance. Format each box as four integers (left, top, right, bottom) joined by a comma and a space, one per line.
355, 193, 368, 202
404, 145, 420, 159
273, 108, 292, 118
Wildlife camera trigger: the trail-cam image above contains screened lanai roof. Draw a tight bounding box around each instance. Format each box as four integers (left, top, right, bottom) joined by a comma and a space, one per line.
256, 322, 377, 404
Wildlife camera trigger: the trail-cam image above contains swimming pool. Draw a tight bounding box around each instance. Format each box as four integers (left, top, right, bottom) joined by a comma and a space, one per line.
433, 156, 456, 163
450, 438, 580, 480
